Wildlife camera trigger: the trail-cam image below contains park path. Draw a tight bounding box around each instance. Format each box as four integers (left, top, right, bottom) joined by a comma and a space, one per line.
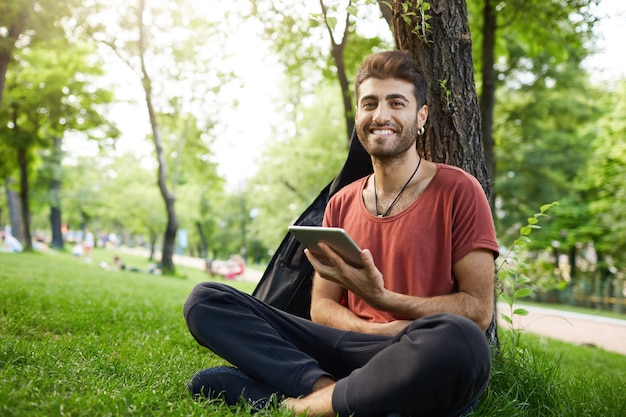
118, 248, 626, 356
498, 303, 626, 356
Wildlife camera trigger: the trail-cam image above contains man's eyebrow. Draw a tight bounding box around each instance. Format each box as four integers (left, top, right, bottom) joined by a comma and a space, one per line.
385, 93, 410, 102
360, 94, 378, 102
359, 93, 411, 103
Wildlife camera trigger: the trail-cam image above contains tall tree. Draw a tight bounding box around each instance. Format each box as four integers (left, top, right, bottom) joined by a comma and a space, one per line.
389, 0, 496, 345
583, 81, 626, 313
88, 0, 230, 273
136, 0, 178, 273
251, 0, 389, 143
0, 38, 116, 250
392, 1, 489, 188
469, 0, 597, 204
249, 83, 349, 250
0, 0, 32, 109
0, 0, 81, 242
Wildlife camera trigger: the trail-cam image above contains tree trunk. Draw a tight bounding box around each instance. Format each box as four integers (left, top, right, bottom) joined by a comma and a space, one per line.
4, 177, 23, 242
49, 137, 64, 248
49, 206, 63, 248
17, 146, 32, 251
137, 0, 177, 274
0, 7, 31, 109
149, 228, 158, 261
392, 1, 490, 191
479, 0, 497, 208
568, 245, 577, 281
391, 0, 496, 348
320, 0, 354, 143
195, 220, 208, 259
614, 275, 624, 315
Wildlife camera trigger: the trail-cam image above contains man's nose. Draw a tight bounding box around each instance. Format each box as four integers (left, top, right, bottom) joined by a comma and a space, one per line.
373, 104, 391, 124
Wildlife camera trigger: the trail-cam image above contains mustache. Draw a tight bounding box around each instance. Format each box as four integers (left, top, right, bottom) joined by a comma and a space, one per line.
367, 121, 400, 130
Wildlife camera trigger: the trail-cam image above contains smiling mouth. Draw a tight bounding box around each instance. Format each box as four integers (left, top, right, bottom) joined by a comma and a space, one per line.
371, 129, 395, 136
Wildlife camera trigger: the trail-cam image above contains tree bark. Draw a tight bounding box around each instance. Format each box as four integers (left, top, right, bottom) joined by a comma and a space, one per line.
137, 0, 178, 274
49, 136, 64, 248
320, 0, 354, 143
17, 146, 32, 251
391, 0, 497, 348
392, 1, 489, 190
195, 220, 208, 259
4, 178, 23, 242
0, 6, 31, 110
479, 0, 497, 208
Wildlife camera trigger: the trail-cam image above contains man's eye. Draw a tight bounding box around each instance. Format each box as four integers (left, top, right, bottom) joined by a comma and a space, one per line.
363, 102, 376, 109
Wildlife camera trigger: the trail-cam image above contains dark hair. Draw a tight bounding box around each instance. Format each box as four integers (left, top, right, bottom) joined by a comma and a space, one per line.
355, 50, 428, 106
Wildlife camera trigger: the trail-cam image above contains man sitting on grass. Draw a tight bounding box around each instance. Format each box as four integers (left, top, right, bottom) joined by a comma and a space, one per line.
183, 50, 498, 417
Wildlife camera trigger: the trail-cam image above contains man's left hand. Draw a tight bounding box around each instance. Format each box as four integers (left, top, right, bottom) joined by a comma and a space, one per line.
305, 242, 388, 309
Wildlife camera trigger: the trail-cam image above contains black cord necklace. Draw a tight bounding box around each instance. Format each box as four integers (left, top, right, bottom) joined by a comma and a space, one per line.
374, 156, 422, 218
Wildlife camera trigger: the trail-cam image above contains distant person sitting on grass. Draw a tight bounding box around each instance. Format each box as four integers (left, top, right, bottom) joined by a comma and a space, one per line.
205, 255, 245, 280
100, 256, 141, 272
1, 231, 23, 253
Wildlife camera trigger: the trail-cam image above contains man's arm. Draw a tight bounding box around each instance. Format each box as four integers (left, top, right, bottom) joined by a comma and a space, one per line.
308, 243, 495, 332
310, 268, 410, 336
370, 249, 495, 331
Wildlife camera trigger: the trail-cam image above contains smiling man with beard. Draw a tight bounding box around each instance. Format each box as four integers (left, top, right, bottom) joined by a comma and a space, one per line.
183, 50, 499, 417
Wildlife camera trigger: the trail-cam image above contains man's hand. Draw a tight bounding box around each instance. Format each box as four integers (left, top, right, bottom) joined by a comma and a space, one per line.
305, 242, 389, 309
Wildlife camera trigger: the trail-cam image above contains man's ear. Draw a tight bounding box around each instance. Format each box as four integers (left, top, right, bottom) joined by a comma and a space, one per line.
418, 105, 429, 126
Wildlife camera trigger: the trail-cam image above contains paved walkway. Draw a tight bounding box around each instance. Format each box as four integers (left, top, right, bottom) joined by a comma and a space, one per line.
498, 303, 626, 356
120, 249, 626, 356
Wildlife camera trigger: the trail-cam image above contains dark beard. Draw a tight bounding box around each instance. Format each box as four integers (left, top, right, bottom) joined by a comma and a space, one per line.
356, 121, 419, 162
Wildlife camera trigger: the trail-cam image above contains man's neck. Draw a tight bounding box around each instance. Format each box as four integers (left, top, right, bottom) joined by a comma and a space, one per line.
371, 152, 422, 194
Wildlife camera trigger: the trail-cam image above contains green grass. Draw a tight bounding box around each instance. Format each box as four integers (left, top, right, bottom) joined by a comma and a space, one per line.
1, 251, 625, 416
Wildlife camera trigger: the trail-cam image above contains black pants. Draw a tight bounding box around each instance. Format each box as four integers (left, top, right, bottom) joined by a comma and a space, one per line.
183, 282, 491, 417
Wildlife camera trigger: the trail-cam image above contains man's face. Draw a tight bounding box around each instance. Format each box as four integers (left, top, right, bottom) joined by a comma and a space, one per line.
355, 77, 428, 160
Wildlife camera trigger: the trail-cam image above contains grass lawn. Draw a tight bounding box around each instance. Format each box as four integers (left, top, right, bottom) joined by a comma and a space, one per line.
1, 250, 625, 416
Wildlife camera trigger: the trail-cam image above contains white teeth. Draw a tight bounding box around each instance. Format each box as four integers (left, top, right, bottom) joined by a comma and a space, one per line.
373, 129, 394, 135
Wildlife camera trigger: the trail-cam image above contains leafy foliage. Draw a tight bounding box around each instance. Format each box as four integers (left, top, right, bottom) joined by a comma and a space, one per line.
248, 83, 349, 250
497, 202, 560, 349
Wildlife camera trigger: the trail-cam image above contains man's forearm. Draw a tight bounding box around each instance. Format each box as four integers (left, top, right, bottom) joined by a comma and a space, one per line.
310, 298, 404, 335
373, 290, 493, 331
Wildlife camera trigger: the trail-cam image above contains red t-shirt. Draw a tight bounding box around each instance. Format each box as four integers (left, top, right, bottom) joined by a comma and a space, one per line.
322, 163, 499, 323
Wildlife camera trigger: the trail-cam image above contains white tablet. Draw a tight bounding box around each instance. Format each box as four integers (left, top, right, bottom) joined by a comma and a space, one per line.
288, 225, 364, 268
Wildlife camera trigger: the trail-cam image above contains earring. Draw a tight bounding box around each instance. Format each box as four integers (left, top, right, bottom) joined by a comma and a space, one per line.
417, 126, 425, 135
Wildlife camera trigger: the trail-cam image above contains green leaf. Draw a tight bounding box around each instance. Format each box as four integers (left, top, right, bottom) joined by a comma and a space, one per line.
326, 16, 337, 30
500, 313, 513, 324
540, 202, 559, 213
499, 293, 513, 306
513, 308, 529, 316
514, 288, 533, 300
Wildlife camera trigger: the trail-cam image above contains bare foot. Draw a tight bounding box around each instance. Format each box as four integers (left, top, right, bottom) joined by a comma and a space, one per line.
281, 376, 336, 416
